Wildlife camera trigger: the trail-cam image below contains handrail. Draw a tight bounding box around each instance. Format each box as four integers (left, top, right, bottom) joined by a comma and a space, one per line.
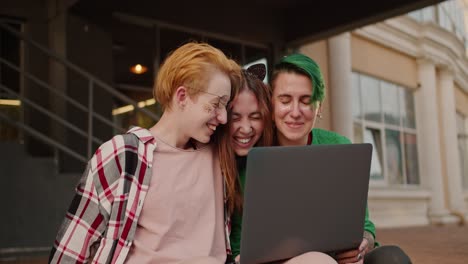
0, 84, 104, 146
0, 112, 87, 163
0, 20, 162, 166
0, 21, 160, 121
0, 57, 126, 134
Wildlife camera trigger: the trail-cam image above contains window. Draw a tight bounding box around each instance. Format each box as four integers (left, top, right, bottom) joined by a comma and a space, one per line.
457, 112, 468, 189
0, 20, 22, 142
408, 1, 466, 47
352, 72, 419, 185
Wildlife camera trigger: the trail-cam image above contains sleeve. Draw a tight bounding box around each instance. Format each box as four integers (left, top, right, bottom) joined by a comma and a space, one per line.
229, 210, 243, 258
364, 206, 380, 247
49, 157, 109, 263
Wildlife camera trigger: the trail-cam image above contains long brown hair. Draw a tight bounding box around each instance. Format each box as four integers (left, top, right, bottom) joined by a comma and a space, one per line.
216, 69, 274, 214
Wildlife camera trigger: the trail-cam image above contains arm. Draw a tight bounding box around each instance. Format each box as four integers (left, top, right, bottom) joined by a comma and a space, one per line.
364, 206, 377, 249
49, 158, 109, 263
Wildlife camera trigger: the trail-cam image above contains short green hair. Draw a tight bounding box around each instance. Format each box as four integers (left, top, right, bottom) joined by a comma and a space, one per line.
272, 53, 325, 105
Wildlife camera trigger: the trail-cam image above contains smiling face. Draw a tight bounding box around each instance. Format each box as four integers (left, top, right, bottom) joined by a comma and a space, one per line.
272, 72, 320, 146
229, 89, 265, 156
185, 70, 231, 144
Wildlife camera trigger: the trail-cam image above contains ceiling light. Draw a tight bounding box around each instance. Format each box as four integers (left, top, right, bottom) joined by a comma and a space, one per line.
130, 64, 148, 74
0, 99, 21, 106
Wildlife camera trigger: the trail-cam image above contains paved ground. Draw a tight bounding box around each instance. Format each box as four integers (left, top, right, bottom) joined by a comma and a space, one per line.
2, 224, 468, 263
376, 224, 468, 264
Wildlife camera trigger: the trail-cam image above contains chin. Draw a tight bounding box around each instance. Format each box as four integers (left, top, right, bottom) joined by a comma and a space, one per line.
193, 135, 211, 144
234, 149, 249, 157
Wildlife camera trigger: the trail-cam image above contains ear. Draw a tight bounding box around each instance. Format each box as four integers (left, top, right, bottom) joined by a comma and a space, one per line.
317, 102, 323, 115
174, 86, 189, 108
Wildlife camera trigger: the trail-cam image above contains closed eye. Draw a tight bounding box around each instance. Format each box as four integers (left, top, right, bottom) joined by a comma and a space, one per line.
250, 113, 262, 120
300, 96, 311, 105
278, 95, 291, 104
231, 113, 241, 121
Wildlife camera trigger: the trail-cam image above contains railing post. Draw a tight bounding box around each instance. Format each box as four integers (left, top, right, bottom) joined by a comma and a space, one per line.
87, 80, 94, 160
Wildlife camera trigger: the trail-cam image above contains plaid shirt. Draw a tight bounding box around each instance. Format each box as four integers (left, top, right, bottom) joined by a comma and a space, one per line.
49, 127, 231, 264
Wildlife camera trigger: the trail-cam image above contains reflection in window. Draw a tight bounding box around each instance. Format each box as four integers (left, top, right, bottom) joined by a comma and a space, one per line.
382, 82, 400, 126
404, 133, 420, 184
385, 129, 403, 184
364, 128, 383, 180
400, 89, 416, 129
361, 75, 381, 122
352, 72, 419, 185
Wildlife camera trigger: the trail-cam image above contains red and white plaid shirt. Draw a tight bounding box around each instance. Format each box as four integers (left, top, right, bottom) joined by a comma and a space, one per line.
49, 127, 231, 263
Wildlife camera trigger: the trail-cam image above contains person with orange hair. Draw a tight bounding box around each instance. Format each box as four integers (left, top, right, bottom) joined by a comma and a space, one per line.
49, 42, 241, 264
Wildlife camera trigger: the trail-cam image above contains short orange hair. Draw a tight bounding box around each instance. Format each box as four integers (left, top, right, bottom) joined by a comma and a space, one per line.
154, 42, 241, 110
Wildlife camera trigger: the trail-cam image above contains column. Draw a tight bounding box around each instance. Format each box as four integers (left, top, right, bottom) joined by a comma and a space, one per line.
415, 58, 450, 223
438, 68, 467, 218
328, 33, 353, 140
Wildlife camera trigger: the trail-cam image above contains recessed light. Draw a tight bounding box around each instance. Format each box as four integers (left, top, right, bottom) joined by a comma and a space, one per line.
130, 64, 148, 74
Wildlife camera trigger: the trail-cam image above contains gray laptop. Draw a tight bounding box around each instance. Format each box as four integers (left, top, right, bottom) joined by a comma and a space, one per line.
239, 144, 372, 264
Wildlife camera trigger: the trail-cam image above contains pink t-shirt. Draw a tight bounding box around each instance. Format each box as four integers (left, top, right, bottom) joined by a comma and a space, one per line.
125, 136, 226, 264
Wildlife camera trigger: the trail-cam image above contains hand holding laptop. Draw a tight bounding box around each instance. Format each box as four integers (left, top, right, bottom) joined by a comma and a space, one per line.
335, 238, 369, 264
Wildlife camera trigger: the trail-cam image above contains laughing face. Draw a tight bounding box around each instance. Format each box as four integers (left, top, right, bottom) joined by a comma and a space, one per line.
185, 70, 231, 144
272, 72, 320, 146
229, 89, 265, 156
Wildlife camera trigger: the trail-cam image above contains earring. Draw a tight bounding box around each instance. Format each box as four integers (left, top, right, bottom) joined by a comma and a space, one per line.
318, 113, 323, 119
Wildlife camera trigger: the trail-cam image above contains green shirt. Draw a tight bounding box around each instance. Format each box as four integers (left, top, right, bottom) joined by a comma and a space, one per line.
229, 128, 377, 257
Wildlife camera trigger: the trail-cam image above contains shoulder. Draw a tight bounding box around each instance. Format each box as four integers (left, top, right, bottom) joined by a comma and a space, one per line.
94, 126, 154, 159
312, 128, 351, 145
89, 127, 153, 182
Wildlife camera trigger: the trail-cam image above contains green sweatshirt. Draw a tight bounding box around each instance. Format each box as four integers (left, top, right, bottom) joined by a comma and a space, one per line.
229, 128, 377, 257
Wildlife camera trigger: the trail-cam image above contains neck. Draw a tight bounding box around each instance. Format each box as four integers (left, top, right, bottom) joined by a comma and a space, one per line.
149, 110, 191, 149
277, 132, 309, 146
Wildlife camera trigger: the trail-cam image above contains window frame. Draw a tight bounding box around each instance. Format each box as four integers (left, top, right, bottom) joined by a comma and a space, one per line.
352, 72, 420, 187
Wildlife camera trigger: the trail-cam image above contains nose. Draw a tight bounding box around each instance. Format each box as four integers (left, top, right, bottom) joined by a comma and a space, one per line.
217, 107, 228, 124
290, 101, 301, 118
239, 119, 252, 134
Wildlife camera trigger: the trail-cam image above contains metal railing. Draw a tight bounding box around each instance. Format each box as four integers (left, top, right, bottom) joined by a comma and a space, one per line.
0, 21, 159, 164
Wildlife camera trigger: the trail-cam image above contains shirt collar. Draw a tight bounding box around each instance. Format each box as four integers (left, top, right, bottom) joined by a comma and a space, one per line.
127, 126, 155, 144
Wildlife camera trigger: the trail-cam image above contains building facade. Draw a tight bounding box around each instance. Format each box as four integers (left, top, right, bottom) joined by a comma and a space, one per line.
299, 0, 468, 227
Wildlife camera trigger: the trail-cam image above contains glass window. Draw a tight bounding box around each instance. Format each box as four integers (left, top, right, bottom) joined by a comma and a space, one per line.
354, 122, 363, 143
404, 132, 420, 184
0, 22, 22, 142
457, 113, 468, 189
364, 128, 384, 180
352, 72, 419, 185
361, 75, 381, 123
400, 88, 416, 129
385, 129, 403, 185
381, 82, 400, 126
352, 73, 361, 119
408, 10, 422, 21
421, 6, 435, 22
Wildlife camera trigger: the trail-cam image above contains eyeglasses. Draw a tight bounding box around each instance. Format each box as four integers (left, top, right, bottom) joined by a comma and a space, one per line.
198, 90, 230, 110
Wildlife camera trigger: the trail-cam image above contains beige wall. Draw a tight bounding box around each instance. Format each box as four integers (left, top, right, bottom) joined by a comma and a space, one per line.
455, 84, 468, 116
351, 35, 418, 89
298, 41, 331, 130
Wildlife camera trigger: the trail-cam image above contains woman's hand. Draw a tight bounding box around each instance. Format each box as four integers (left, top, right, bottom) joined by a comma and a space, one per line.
335, 238, 369, 264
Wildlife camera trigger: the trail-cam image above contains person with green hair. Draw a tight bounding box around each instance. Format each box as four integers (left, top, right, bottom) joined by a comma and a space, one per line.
268, 53, 412, 264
